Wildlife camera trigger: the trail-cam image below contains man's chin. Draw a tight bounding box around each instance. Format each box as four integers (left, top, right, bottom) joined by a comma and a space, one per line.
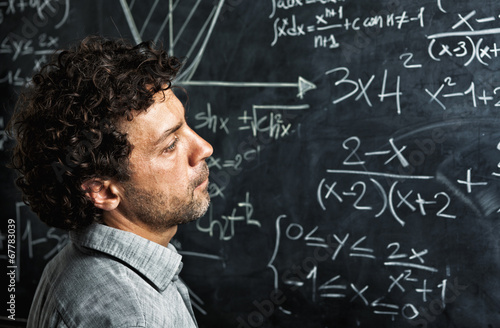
179, 197, 210, 226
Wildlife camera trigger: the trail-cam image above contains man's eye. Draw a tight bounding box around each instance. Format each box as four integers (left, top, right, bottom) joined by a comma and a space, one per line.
164, 136, 178, 153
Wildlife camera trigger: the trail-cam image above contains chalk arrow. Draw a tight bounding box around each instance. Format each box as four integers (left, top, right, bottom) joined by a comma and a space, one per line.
177, 76, 317, 99
297, 76, 317, 98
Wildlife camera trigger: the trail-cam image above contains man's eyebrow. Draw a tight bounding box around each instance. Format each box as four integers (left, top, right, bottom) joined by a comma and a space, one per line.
153, 121, 183, 147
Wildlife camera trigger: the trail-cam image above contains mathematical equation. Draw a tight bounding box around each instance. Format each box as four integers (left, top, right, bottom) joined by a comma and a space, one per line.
268, 215, 461, 322
196, 192, 261, 240
316, 136, 499, 222
0, 0, 67, 20
317, 175, 457, 227
0, 32, 62, 85
269, 0, 346, 19
326, 67, 403, 114
428, 35, 500, 66
18, 214, 68, 262
206, 141, 262, 202
1, 34, 59, 60
270, 4, 425, 49
327, 66, 500, 113
426, 76, 500, 110
195, 103, 306, 139
427, 9, 500, 66
1, 0, 69, 86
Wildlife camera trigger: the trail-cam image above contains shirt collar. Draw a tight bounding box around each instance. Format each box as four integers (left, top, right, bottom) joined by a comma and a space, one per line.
69, 223, 182, 292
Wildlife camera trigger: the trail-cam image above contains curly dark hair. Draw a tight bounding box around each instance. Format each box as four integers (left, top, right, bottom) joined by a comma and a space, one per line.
8, 35, 183, 231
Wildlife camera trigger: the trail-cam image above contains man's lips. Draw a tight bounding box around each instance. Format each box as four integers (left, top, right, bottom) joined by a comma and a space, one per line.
196, 177, 209, 190
194, 164, 209, 189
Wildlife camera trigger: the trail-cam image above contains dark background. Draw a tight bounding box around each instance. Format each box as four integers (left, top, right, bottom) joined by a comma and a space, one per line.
1, 0, 500, 327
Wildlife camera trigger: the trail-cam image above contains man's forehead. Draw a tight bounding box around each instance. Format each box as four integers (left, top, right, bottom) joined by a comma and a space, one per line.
119, 89, 185, 141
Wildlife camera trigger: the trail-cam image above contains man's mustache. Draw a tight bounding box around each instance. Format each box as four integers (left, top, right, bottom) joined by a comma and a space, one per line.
192, 163, 209, 189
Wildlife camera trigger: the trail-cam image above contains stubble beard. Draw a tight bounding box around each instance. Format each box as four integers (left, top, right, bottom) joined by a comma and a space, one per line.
123, 164, 210, 232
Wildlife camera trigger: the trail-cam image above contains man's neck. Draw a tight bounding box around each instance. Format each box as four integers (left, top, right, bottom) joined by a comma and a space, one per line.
102, 211, 178, 247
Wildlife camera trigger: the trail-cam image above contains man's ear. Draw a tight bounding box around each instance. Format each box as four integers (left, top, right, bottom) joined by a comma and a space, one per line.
81, 178, 121, 211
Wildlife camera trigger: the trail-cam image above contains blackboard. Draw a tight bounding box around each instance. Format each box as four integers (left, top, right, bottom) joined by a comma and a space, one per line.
1, 0, 500, 327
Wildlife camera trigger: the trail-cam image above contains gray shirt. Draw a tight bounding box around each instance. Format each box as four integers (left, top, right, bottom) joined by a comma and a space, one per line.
27, 223, 198, 328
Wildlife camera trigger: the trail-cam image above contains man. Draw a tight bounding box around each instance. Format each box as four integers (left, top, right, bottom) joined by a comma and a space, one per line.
8, 35, 212, 327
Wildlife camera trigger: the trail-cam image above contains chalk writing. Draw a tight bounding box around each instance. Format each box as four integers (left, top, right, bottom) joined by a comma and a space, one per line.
267, 215, 454, 322
425, 8, 500, 67
269, 0, 346, 19
317, 175, 457, 225
271, 5, 425, 48
21, 219, 68, 261
425, 77, 500, 110
194, 103, 310, 139
313, 136, 496, 225
0, 68, 30, 86
179, 76, 317, 99
325, 67, 402, 114
0, 34, 58, 60
195, 103, 230, 134
238, 105, 307, 139
196, 192, 260, 240
493, 141, 500, 180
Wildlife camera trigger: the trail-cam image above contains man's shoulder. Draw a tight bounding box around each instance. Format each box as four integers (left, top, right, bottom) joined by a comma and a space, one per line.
29, 226, 196, 328
36, 243, 149, 327
45, 241, 152, 294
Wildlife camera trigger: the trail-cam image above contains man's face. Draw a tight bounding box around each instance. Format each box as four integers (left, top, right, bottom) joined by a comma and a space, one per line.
117, 89, 213, 231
